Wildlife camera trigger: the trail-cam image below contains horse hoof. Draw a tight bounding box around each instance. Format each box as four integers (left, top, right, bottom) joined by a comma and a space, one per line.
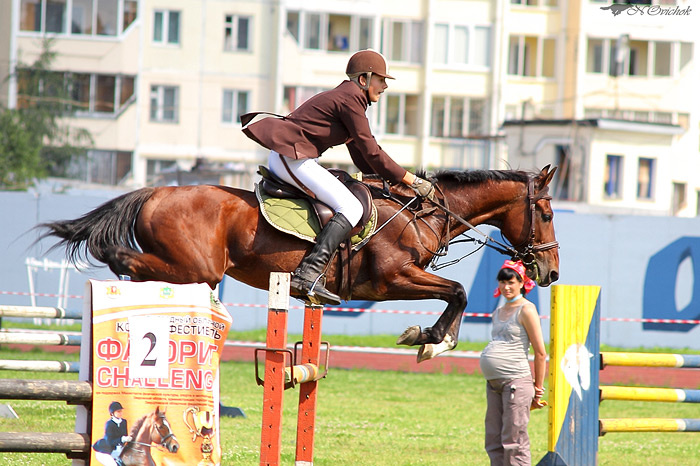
417, 344, 435, 363
396, 326, 421, 346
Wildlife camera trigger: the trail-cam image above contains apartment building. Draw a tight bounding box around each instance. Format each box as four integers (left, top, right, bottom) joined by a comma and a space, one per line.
2, 0, 698, 215
502, 0, 699, 216
1, 0, 502, 187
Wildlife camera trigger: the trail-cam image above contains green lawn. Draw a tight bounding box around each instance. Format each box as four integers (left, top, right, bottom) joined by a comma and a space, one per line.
0, 346, 699, 465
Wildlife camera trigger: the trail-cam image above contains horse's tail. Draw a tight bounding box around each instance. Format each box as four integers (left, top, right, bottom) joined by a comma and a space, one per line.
36, 187, 156, 267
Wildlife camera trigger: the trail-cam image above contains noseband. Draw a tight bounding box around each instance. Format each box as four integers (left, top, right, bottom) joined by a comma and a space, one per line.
511, 179, 559, 267
153, 414, 175, 446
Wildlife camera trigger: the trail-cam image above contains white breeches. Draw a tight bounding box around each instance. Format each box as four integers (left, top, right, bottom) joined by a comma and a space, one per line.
268, 151, 363, 227
94, 451, 118, 466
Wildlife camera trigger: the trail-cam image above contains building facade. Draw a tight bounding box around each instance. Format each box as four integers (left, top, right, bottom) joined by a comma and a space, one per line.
1, 0, 698, 215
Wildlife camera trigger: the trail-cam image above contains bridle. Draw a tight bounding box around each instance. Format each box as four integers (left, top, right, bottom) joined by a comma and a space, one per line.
429, 176, 559, 270
509, 178, 560, 267
123, 413, 176, 454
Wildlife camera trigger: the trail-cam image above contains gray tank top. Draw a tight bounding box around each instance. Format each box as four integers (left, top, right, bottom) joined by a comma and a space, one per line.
479, 305, 532, 381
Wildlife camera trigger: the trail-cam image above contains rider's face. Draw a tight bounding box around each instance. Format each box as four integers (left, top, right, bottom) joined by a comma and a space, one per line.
113, 409, 124, 419
367, 74, 388, 103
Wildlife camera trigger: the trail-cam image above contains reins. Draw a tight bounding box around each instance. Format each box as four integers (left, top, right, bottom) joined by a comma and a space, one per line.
357, 173, 559, 270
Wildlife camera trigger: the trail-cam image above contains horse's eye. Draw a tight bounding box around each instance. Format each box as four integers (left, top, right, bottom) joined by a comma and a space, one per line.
542, 214, 552, 222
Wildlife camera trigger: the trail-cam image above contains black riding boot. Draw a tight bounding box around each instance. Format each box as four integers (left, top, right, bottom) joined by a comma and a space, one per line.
291, 213, 353, 305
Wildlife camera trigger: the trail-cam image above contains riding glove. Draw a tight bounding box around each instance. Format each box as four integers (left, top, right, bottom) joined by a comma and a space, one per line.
410, 177, 436, 201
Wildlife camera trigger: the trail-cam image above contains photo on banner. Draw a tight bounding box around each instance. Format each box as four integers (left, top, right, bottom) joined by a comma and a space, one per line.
87, 280, 232, 466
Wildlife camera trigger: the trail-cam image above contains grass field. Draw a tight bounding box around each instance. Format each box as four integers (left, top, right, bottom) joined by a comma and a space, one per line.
0, 345, 699, 465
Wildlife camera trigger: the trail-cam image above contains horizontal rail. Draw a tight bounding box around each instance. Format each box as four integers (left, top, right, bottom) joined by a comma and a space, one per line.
600, 418, 700, 434
0, 432, 89, 453
0, 379, 91, 402
600, 386, 700, 403
0, 332, 81, 346
601, 352, 700, 369
0, 359, 79, 373
0, 305, 82, 320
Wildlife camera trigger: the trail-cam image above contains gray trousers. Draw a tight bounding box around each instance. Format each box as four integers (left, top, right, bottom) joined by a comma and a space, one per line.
484, 376, 534, 466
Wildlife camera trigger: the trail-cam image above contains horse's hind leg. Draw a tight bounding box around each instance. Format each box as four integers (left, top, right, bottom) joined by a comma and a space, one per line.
107, 247, 221, 288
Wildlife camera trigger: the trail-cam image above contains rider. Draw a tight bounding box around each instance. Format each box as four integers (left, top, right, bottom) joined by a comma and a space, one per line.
242, 49, 435, 305
92, 401, 132, 466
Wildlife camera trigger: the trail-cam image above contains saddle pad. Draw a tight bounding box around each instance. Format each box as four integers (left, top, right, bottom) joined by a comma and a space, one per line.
255, 183, 376, 249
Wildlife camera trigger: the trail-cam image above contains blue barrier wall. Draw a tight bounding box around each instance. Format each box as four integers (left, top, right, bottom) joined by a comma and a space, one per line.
2, 186, 700, 349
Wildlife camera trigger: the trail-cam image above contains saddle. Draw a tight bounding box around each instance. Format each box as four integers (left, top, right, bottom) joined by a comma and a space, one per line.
257, 165, 374, 238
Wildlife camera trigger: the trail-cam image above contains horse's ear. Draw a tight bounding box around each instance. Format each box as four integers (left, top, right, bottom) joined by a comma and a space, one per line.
537, 165, 557, 190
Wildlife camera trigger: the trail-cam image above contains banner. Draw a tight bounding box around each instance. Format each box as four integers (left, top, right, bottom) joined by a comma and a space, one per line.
88, 280, 231, 466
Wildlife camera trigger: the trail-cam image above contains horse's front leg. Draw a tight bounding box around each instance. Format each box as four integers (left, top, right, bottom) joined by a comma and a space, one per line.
382, 267, 467, 362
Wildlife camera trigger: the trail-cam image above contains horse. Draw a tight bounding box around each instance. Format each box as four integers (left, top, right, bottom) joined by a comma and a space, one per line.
119, 406, 179, 466
37, 165, 559, 361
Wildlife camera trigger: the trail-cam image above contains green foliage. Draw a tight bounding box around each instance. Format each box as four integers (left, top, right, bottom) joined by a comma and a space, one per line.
0, 38, 92, 189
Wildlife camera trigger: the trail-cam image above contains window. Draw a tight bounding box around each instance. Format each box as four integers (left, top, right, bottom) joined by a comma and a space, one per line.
20, 0, 135, 36
20, 0, 67, 33
384, 94, 419, 136
672, 182, 686, 215
637, 158, 654, 200
147, 159, 178, 184
150, 85, 179, 122
304, 13, 321, 49
453, 26, 469, 64
154, 10, 180, 44
384, 20, 423, 64
72, 0, 94, 34
224, 15, 251, 52
473, 27, 491, 67
283, 86, 327, 113
696, 191, 700, 217
95, 75, 116, 113
66, 149, 132, 185
509, 35, 555, 77
17, 69, 134, 115
328, 14, 351, 51
430, 97, 488, 138
604, 154, 623, 199
222, 89, 249, 124
286, 11, 299, 41
433, 24, 449, 64
654, 41, 672, 76
433, 23, 490, 67
47, 0, 67, 33
123, 0, 137, 31
554, 145, 572, 201
287, 11, 373, 52
587, 39, 604, 73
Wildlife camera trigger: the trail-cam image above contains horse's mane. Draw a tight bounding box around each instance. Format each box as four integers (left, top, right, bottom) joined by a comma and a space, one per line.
362, 168, 531, 185
129, 415, 147, 437
426, 169, 530, 184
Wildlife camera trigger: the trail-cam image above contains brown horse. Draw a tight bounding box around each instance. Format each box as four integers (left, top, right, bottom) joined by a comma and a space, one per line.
119, 406, 179, 466
38, 166, 559, 361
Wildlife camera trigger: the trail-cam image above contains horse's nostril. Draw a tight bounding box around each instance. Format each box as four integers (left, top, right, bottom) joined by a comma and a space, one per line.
550, 270, 559, 282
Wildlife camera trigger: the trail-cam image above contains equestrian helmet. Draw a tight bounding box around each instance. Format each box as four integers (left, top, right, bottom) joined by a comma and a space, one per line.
346, 49, 394, 80
109, 401, 124, 414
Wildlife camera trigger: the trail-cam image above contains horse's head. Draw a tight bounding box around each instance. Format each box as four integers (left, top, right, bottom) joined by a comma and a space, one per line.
152, 406, 180, 454
506, 165, 560, 286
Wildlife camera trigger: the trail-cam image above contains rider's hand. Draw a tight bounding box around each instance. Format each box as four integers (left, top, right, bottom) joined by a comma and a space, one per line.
410, 177, 435, 201
121, 435, 132, 443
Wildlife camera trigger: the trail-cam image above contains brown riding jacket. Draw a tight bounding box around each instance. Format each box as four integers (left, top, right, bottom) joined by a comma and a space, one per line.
242, 80, 406, 185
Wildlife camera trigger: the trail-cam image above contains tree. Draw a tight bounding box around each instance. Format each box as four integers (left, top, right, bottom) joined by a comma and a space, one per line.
0, 38, 92, 189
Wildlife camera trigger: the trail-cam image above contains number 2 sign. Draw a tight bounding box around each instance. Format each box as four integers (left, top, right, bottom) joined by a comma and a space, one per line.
129, 315, 170, 379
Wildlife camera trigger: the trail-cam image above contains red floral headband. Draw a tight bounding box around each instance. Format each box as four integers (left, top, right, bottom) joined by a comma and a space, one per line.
493, 259, 536, 297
